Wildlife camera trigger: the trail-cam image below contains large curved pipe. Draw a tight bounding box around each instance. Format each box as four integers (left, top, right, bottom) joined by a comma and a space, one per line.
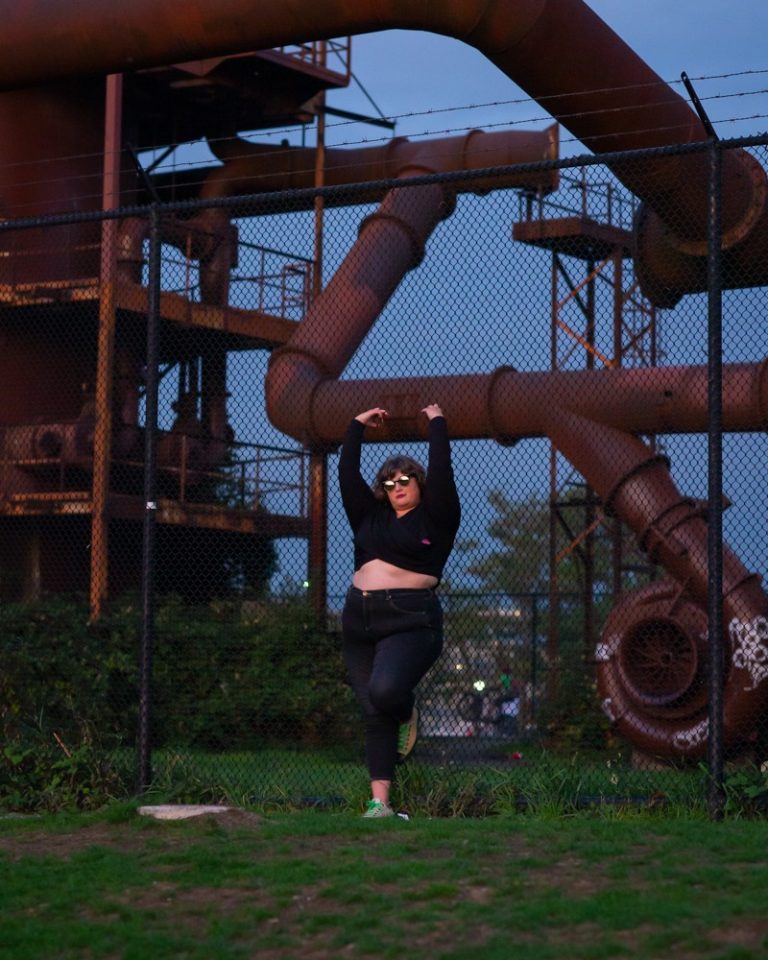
0, 0, 764, 305
634, 187, 768, 307
0, 0, 711, 174
542, 410, 768, 758
189, 128, 557, 315
266, 176, 454, 445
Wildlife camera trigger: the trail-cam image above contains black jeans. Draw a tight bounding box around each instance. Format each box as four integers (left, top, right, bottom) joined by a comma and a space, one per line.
342, 585, 443, 781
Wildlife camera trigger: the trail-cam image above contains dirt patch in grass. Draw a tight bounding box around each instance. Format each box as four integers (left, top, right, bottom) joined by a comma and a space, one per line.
526, 853, 610, 896
700, 921, 768, 955
110, 880, 262, 914
0, 822, 146, 861
0, 808, 263, 861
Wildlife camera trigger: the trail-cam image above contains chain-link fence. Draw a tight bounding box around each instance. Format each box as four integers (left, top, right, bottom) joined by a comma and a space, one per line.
2, 134, 768, 815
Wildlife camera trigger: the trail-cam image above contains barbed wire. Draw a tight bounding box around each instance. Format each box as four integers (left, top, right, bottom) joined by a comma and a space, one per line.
0, 67, 766, 206
216, 67, 768, 145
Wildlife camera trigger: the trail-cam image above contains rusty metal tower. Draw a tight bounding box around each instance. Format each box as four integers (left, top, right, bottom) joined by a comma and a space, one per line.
0, 44, 351, 613
513, 170, 661, 676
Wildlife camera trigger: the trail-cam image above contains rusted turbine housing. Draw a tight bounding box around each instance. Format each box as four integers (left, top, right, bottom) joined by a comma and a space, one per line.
541, 409, 768, 760
597, 571, 768, 760
594, 458, 768, 760
597, 580, 714, 758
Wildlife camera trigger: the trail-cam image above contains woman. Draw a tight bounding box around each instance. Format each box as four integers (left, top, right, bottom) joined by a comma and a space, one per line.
339, 403, 461, 818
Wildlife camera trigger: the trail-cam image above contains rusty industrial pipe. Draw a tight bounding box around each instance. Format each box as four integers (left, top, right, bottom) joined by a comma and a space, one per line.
195, 128, 558, 327
540, 410, 768, 758
266, 174, 455, 445
202, 126, 560, 201
0, 0, 765, 305
268, 359, 768, 448
265, 164, 767, 488
634, 186, 768, 307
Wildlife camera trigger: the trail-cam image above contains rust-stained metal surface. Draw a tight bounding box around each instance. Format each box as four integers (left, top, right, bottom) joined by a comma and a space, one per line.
0, 0, 765, 303
199, 126, 560, 201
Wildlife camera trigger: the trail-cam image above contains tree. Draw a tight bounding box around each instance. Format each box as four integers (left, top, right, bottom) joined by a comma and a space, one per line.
464, 487, 650, 599
458, 486, 653, 750
464, 490, 568, 595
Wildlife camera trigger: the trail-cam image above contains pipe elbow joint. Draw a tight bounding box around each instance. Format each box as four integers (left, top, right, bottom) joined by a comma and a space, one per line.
634, 150, 768, 308
265, 346, 329, 447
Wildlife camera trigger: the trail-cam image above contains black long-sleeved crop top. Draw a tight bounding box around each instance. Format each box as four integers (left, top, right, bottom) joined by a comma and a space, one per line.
338, 416, 461, 582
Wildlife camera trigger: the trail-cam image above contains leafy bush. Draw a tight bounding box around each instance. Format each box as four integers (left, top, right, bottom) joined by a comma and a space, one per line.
0, 596, 137, 747
0, 594, 357, 810
1, 717, 129, 812
723, 763, 768, 816
151, 596, 357, 749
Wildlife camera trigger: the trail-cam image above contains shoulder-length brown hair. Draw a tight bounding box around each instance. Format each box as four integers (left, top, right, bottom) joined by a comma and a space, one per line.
372, 455, 426, 502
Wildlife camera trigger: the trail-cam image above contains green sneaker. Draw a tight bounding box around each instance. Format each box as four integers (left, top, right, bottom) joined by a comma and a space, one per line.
397, 706, 419, 762
362, 799, 394, 819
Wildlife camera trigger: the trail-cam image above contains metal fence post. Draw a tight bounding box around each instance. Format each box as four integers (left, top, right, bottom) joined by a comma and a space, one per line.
706, 138, 725, 820
138, 204, 161, 792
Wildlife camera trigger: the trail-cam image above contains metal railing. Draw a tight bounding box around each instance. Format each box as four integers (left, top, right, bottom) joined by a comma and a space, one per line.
273, 38, 351, 80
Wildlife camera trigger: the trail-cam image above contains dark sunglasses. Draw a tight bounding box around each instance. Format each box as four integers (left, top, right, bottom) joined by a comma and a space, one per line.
382, 474, 416, 491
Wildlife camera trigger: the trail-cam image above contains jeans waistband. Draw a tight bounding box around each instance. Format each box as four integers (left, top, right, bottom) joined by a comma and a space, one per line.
349, 585, 436, 598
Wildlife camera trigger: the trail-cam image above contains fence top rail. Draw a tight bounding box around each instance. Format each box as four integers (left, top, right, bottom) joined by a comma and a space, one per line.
237, 240, 315, 263
229, 440, 308, 456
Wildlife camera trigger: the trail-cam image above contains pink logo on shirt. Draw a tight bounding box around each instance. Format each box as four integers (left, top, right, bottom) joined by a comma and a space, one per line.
421, 538, 431, 545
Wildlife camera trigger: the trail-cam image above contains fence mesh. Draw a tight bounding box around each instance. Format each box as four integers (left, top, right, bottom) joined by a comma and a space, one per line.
2, 136, 768, 813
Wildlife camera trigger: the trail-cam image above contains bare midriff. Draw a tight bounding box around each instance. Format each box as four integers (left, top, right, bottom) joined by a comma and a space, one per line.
352, 558, 438, 591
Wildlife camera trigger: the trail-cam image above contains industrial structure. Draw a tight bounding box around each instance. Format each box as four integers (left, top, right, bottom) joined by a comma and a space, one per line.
0, 0, 767, 761
0, 47, 351, 604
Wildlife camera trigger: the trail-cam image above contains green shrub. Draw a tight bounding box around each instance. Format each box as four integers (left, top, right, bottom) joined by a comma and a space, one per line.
723, 763, 768, 816
151, 596, 357, 749
0, 594, 357, 810
1, 717, 129, 812
0, 596, 137, 747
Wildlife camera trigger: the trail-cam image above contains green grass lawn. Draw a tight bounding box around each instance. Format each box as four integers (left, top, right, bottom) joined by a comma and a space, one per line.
2, 803, 767, 959
142, 744, 714, 816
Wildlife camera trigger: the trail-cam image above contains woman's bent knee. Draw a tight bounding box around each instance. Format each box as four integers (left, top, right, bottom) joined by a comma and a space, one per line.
368, 680, 408, 717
